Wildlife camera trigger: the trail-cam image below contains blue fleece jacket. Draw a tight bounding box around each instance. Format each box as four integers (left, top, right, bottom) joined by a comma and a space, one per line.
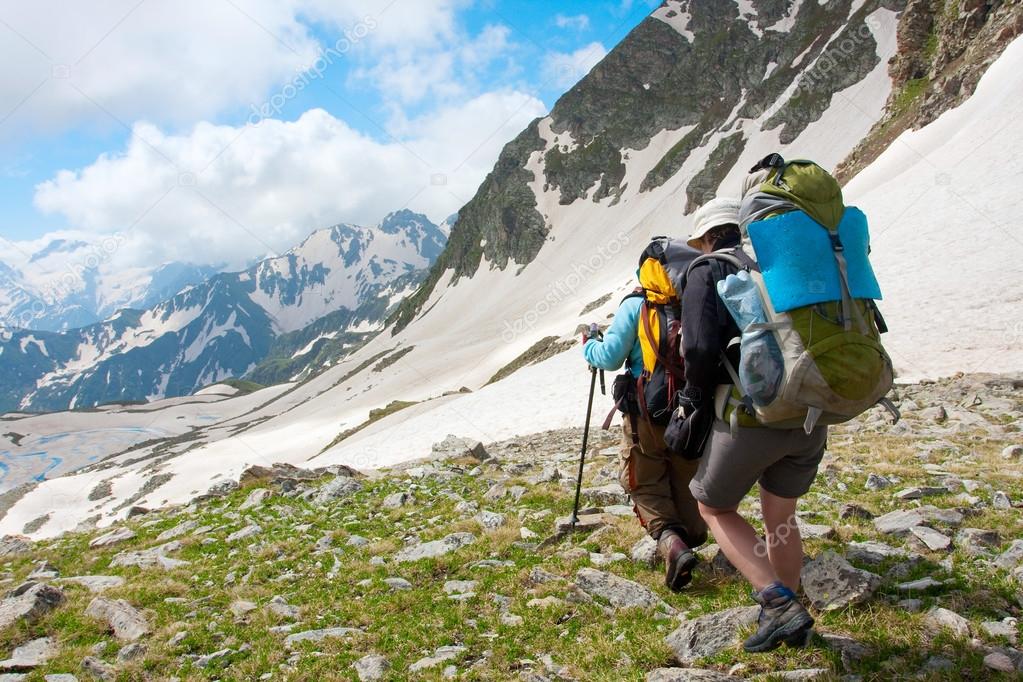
583, 295, 644, 377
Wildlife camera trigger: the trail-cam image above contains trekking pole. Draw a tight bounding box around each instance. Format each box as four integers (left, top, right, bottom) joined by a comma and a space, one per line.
571, 323, 603, 531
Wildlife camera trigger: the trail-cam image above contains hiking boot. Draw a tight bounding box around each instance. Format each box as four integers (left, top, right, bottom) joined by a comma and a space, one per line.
743, 582, 815, 653
657, 529, 697, 592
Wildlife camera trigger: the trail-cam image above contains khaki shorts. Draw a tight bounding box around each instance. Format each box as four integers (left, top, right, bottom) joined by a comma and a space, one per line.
689, 420, 827, 509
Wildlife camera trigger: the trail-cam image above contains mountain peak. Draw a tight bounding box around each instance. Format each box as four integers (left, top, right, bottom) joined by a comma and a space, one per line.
378, 209, 437, 234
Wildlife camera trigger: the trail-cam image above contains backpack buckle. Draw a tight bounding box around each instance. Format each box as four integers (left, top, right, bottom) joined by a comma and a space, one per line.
828, 233, 844, 252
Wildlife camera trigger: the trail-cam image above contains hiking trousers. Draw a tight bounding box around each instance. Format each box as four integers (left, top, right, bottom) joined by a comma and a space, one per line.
619, 416, 708, 547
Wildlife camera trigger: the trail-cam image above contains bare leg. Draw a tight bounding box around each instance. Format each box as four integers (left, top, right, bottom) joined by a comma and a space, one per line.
698, 502, 778, 592
760, 489, 803, 592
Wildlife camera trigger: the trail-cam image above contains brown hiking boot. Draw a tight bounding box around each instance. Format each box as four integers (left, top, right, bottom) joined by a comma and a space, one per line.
657, 529, 697, 592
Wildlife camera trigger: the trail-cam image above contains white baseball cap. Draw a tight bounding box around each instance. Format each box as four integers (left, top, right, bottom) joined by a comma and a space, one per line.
687, 196, 741, 249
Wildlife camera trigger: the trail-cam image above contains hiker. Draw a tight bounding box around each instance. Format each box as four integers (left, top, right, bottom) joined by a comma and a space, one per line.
678, 189, 822, 652
677, 155, 892, 652
582, 236, 712, 592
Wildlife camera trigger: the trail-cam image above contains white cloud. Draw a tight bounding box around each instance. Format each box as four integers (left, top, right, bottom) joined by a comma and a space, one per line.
0, 0, 469, 135
554, 14, 591, 31
542, 43, 608, 89
32, 93, 547, 270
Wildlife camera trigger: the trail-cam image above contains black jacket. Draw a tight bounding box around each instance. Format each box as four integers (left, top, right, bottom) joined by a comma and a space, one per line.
680, 236, 742, 406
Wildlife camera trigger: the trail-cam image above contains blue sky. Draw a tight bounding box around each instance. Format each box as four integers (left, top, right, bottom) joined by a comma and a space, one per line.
0, 0, 657, 266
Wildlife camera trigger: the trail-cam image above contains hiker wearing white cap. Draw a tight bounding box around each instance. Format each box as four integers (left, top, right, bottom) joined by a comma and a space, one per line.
686, 197, 742, 251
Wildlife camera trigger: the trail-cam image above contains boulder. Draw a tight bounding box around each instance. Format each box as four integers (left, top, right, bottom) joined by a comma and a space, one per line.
801, 551, 881, 610
910, 526, 952, 552
631, 536, 658, 567
994, 540, 1023, 570
574, 568, 671, 612
0, 583, 65, 628
431, 435, 490, 462
239, 488, 271, 510
85, 597, 149, 641
0, 536, 31, 557
923, 607, 971, 639
665, 606, 760, 663
313, 477, 363, 504
110, 541, 188, 569
394, 533, 476, 562
0, 637, 57, 671
354, 654, 390, 681
954, 528, 1000, 556
88, 527, 135, 548
873, 509, 926, 535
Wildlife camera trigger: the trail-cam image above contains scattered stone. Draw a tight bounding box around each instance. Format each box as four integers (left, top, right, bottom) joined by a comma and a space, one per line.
226, 524, 262, 543
55, 576, 125, 594
981, 618, 1018, 644
581, 484, 628, 506
846, 541, 908, 566
116, 642, 146, 662
44, 675, 78, 682
354, 654, 390, 681
85, 597, 149, 641
801, 551, 881, 610
896, 577, 944, 592
983, 652, 1015, 672
631, 536, 658, 567
574, 568, 671, 611
384, 578, 413, 591
382, 491, 413, 508
1000, 444, 1023, 460
284, 627, 363, 648
347, 535, 370, 548
994, 540, 1023, 571
110, 541, 188, 570
239, 487, 271, 510
432, 435, 490, 461
0, 637, 57, 671
0, 582, 65, 628
993, 491, 1013, 510
409, 645, 466, 672
762, 670, 830, 680
80, 656, 115, 680
195, 648, 232, 668
923, 607, 971, 639
864, 473, 893, 491
839, 503, 874, 520
474, 510, 506, 530
796, 518, 836, 539
394, 533, 475, 562
313, 477, 363, 504
955, 528, 1000, 556
268, 596, 300, 620
665, 606, 760, 663
229, 600, 257, 617
895, 486, 947, 501
646, 669, 743, 681
527, 567, 563, 585
0, 536, 31, 557
553, 513, 609, 535
910, 525, 952, 552
898, 598, 923, 612
155, 520, 198, 542
589, 552, 627, 567
873, 509, 925, 535
443, 580, 477, 595
820, 632, 872, 667
88, 527, 135, 548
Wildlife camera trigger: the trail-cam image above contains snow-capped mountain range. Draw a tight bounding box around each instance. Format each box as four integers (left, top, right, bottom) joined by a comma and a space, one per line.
1, 0, 1021, 535
0, 210, 446, 412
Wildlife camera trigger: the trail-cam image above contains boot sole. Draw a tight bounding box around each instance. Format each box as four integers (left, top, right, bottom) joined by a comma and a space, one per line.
666, 551, 698, 592
742, 612, 815, 653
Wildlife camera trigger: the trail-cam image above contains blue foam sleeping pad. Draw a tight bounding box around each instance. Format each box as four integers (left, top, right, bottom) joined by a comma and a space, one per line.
746, 207, 882, 313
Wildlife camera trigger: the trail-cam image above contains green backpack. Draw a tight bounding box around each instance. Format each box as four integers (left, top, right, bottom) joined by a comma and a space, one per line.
690, 154, 896, 434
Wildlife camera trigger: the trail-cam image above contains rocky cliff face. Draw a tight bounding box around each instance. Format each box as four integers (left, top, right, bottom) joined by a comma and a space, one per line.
393, 0, 907, 333
837, 0, 1023, 181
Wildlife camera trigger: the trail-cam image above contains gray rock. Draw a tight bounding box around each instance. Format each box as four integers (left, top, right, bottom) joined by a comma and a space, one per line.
646, 669, 743, 681
267, 596, 300, 620
0, 637, 57, 671
796, 518, 835, 539
820, 631, 872, 667
873, 509, 926, 535
897, 598, 923, 612
0, 536, 31, 557
894, 486, 947, 501
55, 576, 125, 594
665, 606, 759, 663
1000, 444, 1023, 459
910, 525, 952, 551
226, 524, 262, 543
394, 533, 475, 562
762, 670, 830, 680
923, 607, 971, 638
839, 503, 874, 520
574, 568, 671, 611
432, 435, 490, 461
85, 597, 149, 641
981, 617, 1018, 643
80, 656, 114, 680
115, 642, 145, 662
955, 528, 1000, 556
864, 473, 893, 491
229, 600, 257, 617
801, 551, 881, 610
553, 513, 609, 535
631, 536, 658, 567
382, 491, 413, 509
347, 535, 370, 547
443, 580, 477, 594
88, 527, 135, 548
110, 541, 188, 570
195, 648, 232, 668
384, 577, 413, 591
354, 654, 390, 681
44, 675, 78, 682
846, 541, 908, 566
239, 487, 271, 510
313, 477, 363, 504
582, 484, 628, 506
284, 627, 363, 648
155, 519, 199, 542
994, 540, 1023, 571
993, 491, 1013, 510
409, 645, 466, 672
474, 510, 506, 530
896, 576, 944, 592
0, 583, 65, 628
983, 652, 1016, 672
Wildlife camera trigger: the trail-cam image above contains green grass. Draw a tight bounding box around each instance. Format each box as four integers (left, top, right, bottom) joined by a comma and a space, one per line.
2, 417, 1021, 680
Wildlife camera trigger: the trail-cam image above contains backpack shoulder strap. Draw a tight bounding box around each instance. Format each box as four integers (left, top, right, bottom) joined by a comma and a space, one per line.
684, 248, 754, 280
